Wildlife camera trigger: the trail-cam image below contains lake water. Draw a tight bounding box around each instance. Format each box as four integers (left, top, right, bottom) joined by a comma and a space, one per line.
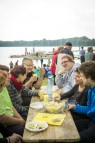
0, 46, 95, 68
0, 46, 55, 67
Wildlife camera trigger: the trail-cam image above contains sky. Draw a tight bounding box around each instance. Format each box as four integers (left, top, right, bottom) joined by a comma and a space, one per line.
0, 0, 95, 41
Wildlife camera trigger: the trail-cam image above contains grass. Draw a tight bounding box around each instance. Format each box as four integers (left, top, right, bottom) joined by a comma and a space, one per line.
42, 78, 48, 86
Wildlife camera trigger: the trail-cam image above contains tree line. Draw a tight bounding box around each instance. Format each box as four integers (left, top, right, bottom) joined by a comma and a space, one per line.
0, 36, 95, 47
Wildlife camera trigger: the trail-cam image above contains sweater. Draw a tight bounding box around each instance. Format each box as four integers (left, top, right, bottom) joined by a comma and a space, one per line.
75, 86, 95, 122
7, 80, 38, 113
55, 63, 80, 93
61, 84, 89, 105
0, 122, 13, 143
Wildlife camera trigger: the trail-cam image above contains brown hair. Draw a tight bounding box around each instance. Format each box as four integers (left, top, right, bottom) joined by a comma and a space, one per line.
58, 46, 64, 51
0, 71, 7, 86
0, 65, 9, 72
78, 61, 95, 80
88, 47, 93, 52
75, 68, 80, 73
10, 65, 26, 78
22, 57, 33, 64
61, 54, 75, 63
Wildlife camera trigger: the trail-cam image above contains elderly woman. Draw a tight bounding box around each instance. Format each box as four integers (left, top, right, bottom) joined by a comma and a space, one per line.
7, 65, 38, 119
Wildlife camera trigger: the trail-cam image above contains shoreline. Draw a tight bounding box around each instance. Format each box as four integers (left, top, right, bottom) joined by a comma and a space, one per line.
9, 54, 80, 59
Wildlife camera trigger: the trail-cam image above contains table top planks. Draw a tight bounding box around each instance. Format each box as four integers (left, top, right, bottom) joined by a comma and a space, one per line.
23, 86, 80, 143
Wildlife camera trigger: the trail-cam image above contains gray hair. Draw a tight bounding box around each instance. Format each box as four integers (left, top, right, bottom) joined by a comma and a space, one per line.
0, 64, 9, 71
22, 57, 33, 64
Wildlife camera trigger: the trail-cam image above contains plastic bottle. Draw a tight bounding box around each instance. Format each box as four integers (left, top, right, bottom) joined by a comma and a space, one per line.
47, 71, 53, 101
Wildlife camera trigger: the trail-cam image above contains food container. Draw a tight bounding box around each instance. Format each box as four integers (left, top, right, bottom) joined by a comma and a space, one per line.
44, 101, 64, 113
39, 90, 44, 100
44, 94, 49, 102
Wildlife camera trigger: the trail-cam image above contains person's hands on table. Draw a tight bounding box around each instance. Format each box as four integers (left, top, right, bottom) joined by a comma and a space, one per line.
52, 92, 61, 101
67, 104, 76, 110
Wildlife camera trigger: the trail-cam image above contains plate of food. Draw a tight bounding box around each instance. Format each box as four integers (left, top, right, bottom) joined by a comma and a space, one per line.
30, 102, 43, 109
25, 120, 48, 132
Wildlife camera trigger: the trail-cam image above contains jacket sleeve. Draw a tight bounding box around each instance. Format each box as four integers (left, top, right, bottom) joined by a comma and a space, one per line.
55, 74, 67, 89
60, 85, 77, 100
0, 122, 13, 137
55, 71, 76, 93
0, 138, 8, 143
87, 107, 95, 117
7, 86, 28, 113
75, 88, 95, 117
75, 104, 90, 115
13, 102, 28, 113
21, 87, 38, 97
77, 86, 89, 105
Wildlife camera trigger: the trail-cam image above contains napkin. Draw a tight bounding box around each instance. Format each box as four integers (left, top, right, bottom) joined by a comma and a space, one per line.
32, 113, 66, 126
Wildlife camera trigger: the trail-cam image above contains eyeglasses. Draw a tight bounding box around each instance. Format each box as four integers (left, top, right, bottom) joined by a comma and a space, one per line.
61, 61, 69, 64
24, 63, 34, 67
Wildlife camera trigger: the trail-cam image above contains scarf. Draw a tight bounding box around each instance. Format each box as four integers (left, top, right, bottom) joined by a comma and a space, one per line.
11, 74, 23, 90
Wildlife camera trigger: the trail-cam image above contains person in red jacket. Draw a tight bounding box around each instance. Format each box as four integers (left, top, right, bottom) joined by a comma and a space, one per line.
50, 46, 63, 85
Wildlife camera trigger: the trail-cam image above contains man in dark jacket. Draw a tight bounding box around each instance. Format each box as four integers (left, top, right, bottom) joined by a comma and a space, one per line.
60, 42, 74, 59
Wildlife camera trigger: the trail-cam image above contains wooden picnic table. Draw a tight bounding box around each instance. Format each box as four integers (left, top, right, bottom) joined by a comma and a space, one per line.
23, 86, 80, 143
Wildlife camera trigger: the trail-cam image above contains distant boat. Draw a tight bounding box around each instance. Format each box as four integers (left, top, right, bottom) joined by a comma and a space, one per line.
9, 55, 26, 58
9, 53, 53, 60
9, 50, 80, 59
